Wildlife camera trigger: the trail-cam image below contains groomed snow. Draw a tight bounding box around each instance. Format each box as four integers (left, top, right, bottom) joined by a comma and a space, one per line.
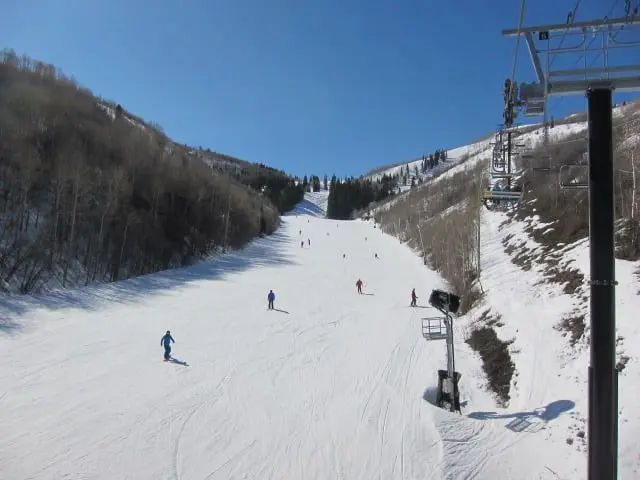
1, 191, 638, 479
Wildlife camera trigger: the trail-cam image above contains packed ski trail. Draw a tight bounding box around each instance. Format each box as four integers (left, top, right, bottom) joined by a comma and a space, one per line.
1, 191, 476, 480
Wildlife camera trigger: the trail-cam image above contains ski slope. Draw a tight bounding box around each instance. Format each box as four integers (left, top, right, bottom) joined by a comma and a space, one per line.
0, 191, 456, 479
1, 190, 638, 479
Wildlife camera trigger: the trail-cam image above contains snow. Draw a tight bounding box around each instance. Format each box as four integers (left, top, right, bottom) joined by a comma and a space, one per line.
364, 139, 493, 186
1, 191, 639, 479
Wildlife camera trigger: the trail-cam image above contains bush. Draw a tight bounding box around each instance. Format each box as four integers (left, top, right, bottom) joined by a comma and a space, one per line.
466, 321, 515, 405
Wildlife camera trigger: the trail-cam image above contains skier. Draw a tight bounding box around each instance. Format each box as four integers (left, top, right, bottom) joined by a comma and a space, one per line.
356, 278, 363, 294
268, 289, 275, 310
374, 253, 379, 259
301, 241, 304, 248
410, 288, 417, 307
308, 238, 310, 246
161, 330, 175, 361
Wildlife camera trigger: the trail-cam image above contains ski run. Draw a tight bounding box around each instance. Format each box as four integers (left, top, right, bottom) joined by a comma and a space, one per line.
1, 190, 639, 479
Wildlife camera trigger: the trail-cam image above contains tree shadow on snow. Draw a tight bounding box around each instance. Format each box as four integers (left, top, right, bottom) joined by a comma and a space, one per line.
0, 230, 298, 327
0, 317, 23, 334
467, 399, 575, 433
284, 199, 325, 218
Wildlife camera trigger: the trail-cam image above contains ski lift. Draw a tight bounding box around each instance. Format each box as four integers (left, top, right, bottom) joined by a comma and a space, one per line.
519, 82, 546, 117
559, 164, 589, 189
422, 317, 447, 341
521, 151, 553, 173
524, 99, 545, 117
482, 189, 524, 202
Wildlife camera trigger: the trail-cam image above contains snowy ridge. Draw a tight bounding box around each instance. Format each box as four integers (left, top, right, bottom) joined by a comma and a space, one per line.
364, 138, 493, 188
368, 101, 640, 212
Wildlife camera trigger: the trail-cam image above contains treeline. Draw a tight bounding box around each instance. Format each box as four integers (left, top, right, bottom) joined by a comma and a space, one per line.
300, 174, 328, 193
0, 49, 297, 293
326, 174, 396, 220
246, 173, 304, 213
184, 150, 305, 213
399, 148, 449, 186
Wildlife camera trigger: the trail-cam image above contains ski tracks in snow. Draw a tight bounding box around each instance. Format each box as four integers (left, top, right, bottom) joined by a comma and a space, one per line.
172, 368, 236, 480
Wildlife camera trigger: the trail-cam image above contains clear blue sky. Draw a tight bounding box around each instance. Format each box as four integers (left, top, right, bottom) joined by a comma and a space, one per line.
3, 0, 639, 178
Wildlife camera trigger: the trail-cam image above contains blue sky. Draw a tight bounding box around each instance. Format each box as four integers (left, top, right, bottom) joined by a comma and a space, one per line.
3, 0, 639, 178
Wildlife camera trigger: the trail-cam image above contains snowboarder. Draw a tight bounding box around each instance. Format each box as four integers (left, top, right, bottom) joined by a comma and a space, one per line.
161, 330, 175, 361
268, 289, 275, 310
410, 288, 417, 307
356, 278, 363, 294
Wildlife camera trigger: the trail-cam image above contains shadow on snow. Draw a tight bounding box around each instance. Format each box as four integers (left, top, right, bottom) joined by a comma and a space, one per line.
0, 228, 298, 330
467, 399, 575, 433
168, 357, 189, 366
284, 199, 326, 218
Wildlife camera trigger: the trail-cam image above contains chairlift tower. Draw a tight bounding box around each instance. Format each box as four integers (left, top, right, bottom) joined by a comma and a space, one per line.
423, 290, 462, 413
502, 10, 640, 480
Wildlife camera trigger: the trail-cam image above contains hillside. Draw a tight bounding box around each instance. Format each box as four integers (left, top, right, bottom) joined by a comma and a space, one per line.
0, 49, 304, 294
3, 191, 638, 478
368, 99, 640, 477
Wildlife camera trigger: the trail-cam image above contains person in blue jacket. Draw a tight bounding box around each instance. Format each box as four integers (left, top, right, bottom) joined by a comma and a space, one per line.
268, 290, 275, 310
161, 330, 175, 360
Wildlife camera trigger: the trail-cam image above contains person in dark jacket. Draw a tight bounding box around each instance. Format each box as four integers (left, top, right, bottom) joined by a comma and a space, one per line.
161, 330, 175, 360
268, 290, 275, 310
410, 288, 417, 307
356, 279, 363, 294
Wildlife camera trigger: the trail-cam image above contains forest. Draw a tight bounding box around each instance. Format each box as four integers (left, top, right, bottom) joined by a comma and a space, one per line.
0, 49, 303, 293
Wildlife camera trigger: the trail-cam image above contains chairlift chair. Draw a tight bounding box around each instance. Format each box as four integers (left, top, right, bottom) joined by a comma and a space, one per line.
482, 189, 524, 202
524, 100, 545, 117
559, 164, 589, 189
522, 153, 553, 172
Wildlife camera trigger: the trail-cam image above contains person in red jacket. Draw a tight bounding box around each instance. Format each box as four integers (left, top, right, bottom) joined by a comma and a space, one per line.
356, 278, 363, 294
410, 288, 417, 307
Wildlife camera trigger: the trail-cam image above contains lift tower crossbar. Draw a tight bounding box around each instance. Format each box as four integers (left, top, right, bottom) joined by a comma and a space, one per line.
502, 11, 640, 480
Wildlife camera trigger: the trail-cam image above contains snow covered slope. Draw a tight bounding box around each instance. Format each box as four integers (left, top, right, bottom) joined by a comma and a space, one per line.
0, 192, 462, 479
1, 191, 639, 479
366, 101, 640, 202
363, 138, 493, 192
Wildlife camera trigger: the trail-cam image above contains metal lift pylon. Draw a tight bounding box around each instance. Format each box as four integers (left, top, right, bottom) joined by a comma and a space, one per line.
423, 290, 462, 413
502, 9, 640, 480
